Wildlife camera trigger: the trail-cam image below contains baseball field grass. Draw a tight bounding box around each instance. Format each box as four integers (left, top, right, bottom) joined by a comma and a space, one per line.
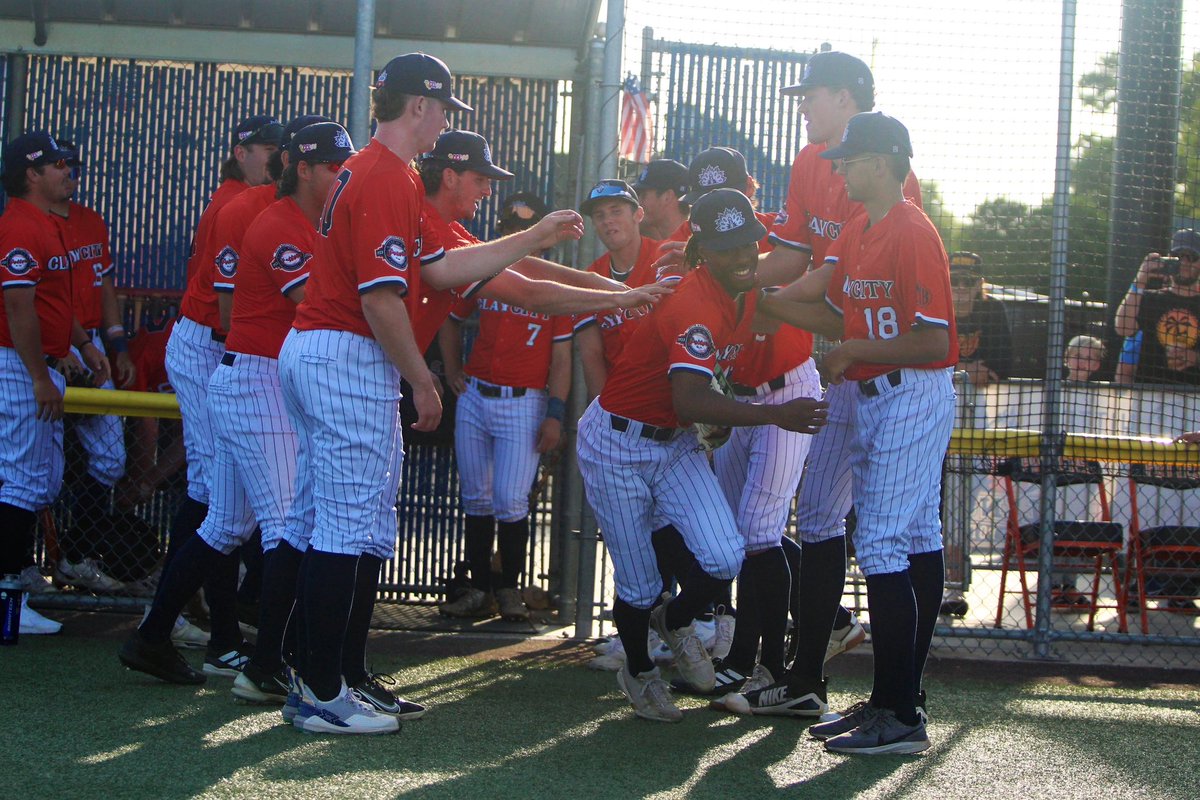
3, 610, 1198, 800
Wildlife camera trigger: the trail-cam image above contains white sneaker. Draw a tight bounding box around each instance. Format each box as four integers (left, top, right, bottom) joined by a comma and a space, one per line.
650, 598, 715, 693
694, 617, 718, 651
588, 636, 627, 671
19, 596, 62, 635
55, 558, 124, 593
19, 565, 57, 594
825, 615, 867, 663
140, 607, 210, 649
709, 611, 735, 660
617, 665, 682, 723
295, 681, 400, 735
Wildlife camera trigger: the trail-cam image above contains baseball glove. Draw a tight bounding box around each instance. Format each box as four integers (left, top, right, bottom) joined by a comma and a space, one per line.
693, 364, 734, 451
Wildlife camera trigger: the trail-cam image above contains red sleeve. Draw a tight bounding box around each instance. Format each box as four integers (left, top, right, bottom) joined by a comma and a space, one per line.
661, 300, 719, 380
550, 313, 573, 342
768, 152, 812, 252
898, 229, 953, 331
0, 217, 45, 289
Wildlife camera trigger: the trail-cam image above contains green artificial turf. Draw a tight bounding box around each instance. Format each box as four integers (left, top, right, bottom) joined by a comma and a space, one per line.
2, 612, 1198, 800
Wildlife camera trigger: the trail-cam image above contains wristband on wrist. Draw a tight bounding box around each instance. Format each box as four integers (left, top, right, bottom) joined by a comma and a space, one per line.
545, 396, 566, 422
1128, 282, 1143, 295
106, 325, 126, 339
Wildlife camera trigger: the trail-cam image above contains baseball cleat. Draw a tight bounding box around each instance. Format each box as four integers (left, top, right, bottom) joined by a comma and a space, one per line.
649, 597, 715, 693
282, 666, 302, 724
711, 664, 775, 712
823, 708, 930, 755
496, 587, 530, 621
708, 610, 735, 660
671, 657, 750, 696
18, 565, 57, 595
617, 665, 682, 723
294, 681, 400, 735
351, 673, 427, 720
438, 588, 499, 618
203, 644, 253, 678
119, 631, 206, 685
727, 676, 828, 717
232, 663, 289, 705
825, 615, 866, 663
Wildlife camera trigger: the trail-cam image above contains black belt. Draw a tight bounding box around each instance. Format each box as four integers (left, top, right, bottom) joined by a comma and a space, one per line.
610, 414, 678, 442
859, 369, 903, 397
475, 380, 526, 398
211, 330, 227, 343
731, 374, 787, 397
221, 352, 236, 366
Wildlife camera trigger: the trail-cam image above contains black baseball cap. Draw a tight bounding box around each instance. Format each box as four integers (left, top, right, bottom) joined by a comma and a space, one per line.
421, 130, 513, 179
288, 122, 356, 163
376, 52, 472, 112
688, 188, 767, 252
54, 137, 83, 167
821, 112, 913, 160
632, 159, 689, 196
949, 252, 983, 277
498, 192, 549, 234
682, 147, 749, 203
580, 179, 639, 215
782, 51, 874, 97
281, 114, 333, 151
232, 114, 284, 149
2, 131, 75, 176
1170, 229, 1200, 258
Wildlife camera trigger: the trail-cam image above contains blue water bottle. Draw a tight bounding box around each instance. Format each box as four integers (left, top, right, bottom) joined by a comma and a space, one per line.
0, 574, 22, 645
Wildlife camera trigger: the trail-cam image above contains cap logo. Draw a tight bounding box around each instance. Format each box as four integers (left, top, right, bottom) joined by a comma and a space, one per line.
424, 79, 443, 91
714, 207, 746, 233
25, 150, 43, 162
482, 144, 492, 162
638, 168, 650, 181
448, 153, 469, 161
698, 165, 727, 188
690, 222, 702, 233
238, 131, 253, 142
376, 69, 388, 86
334, 129, 351, 149
299, 143, 318, 153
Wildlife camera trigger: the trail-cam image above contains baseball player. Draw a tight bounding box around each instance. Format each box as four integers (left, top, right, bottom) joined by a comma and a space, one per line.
576, 188, 827, 722
757, 112, 956, 755
120, 123, 355, 694
278, 53, 603, 735
413, 139, 671, 622
46, 139, 136, 592
631, 159, 689, 241
0, 131, 110, 634
727, 52, 922, 719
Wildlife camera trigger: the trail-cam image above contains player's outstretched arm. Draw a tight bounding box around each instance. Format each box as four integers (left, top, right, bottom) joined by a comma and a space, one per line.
821, 325, 950, 385
429, 210, 585, 290
576, 325, 607, 400
360, 286, 442, 432
755, 245, 812, 287
512, 256, 628, 291
756, 291, 844, 338
478, 270, 670, 317
671, 370, 827, 433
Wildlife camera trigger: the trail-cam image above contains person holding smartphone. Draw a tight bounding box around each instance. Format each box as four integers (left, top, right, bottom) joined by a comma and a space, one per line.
1113, 229, 1200, 385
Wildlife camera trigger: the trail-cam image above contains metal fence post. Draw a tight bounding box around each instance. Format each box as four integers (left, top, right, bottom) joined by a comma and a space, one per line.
1033, 0, 1079, 661
348, 0, 376, 150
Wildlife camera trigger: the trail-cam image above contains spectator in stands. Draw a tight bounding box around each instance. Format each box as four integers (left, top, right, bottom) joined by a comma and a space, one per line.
1113, 331, 1142, 385
1064, 334, 1106, 382
631, 159, 689, 241
1113, 229, 1200, 385
950, 251, 1012, 387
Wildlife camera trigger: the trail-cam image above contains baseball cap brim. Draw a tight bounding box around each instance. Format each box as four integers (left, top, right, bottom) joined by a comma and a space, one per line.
780, 81, 810, 96
819, 143, 865, 160
699, 218, 768, 252
680, 186, 717, 204
475, 162, 514, 179
580, 194, 638, 216
444, 96, 473, 112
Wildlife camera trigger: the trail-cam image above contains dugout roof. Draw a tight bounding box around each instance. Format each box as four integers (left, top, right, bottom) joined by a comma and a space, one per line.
0, 0, 602, 79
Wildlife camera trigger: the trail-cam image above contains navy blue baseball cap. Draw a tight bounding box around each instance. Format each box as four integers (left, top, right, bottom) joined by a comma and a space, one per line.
421, 130, 513, 179
682, 147, 749, 203
232, 114, 284, 149
688, 188, 767, 252
288, 122, 356, 164
580, 179, 639, 215
281, 114, 333, 151
632, 159, 689, 196
821, 112, 913, 160
1170, 229, 1200, 258
782, 51, 874, 97
376, 53, 472, 112
2, 131, 75, 176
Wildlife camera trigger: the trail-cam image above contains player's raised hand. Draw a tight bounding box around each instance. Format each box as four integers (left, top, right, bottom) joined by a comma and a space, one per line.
770, 396, 828, 434
527, 209, 585, 250
612, 283, 673, 309
651, 240, 687, 278
409, 375, 444, 432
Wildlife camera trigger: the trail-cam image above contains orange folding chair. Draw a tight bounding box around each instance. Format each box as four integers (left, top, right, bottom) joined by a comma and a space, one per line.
1126, 464, 1200, 634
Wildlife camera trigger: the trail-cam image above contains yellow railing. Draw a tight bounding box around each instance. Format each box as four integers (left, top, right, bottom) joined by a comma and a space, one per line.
63, 388, 182, 419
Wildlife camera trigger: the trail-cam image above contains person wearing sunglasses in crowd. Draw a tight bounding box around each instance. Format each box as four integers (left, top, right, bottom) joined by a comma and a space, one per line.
948, 251, 1012, 388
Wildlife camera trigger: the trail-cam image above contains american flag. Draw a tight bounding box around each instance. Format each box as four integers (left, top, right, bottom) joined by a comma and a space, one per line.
619, 74, 653, 164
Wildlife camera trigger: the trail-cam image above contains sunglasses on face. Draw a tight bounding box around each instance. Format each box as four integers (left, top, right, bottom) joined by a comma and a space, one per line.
320, 161, 344, 173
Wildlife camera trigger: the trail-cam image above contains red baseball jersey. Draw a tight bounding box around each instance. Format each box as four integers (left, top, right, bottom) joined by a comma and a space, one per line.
179, 179, 249, 330
600, 267, 746, 428
60, 202, 114, 330
131, 318, 176, 393
225, 197, 317, 359
667, 211, 778, 254
824, 200, 958, 382
412, 201, 489, 352
450, 294, 572, 390
0, 197, 74, 357
573, 236, 663, 371
294, 140, 445, 340
769, 142, 923, 267
209, 183, 277, 295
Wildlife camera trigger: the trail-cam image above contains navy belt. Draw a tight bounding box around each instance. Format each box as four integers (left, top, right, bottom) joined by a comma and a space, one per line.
859, 369, 903, 397
475, 380, 526, 398
221, 352, 236, 366
610, 414, 678, 442
732, 373, 787, 397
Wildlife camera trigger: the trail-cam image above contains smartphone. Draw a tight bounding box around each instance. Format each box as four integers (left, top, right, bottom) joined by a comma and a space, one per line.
1158, 256, 1181, 277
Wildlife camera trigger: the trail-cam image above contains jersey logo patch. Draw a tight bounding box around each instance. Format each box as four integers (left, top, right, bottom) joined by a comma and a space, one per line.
678, 324, 716, 359
1, 248, 37, 276
271, 244, 313, 273
215, 246, 239, 278
375, 236, 408, 271
915, 284, 932, 307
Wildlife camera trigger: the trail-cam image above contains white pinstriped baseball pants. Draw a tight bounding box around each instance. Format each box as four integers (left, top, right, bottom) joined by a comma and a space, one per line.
0, 347, 66, 511
165, 315, 225, 504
